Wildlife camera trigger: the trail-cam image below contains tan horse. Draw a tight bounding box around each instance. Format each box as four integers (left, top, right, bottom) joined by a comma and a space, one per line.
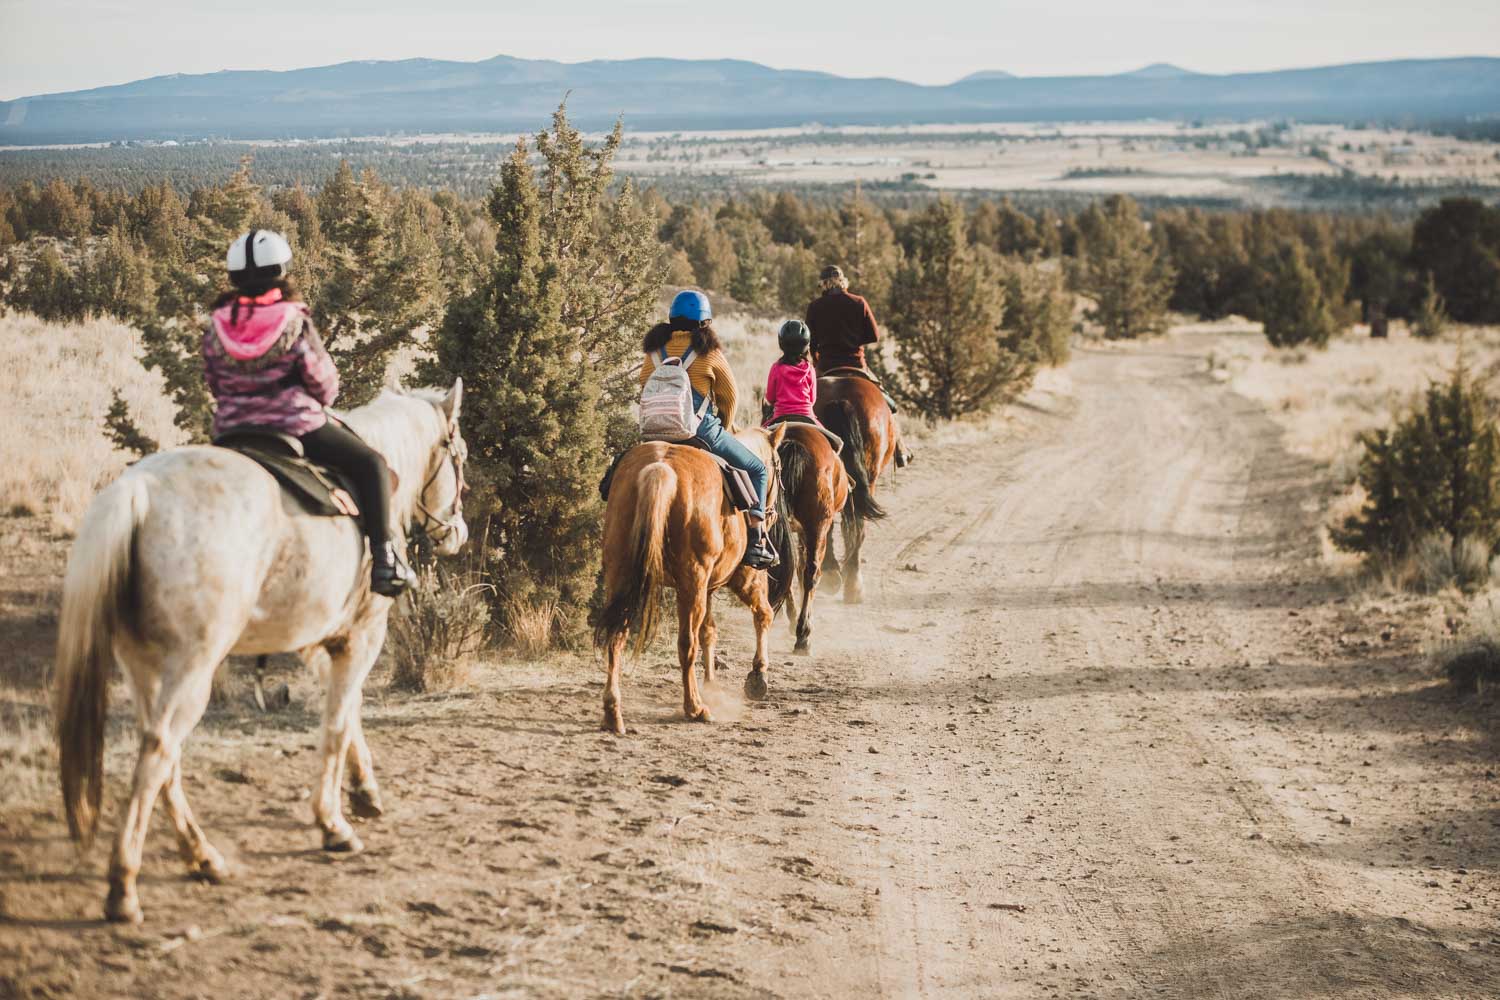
775, 423, 850, 655
55, 382, 468, 923
594, 425, 790, 735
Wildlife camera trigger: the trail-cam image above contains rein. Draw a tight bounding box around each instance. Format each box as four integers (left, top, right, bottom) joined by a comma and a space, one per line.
414, 414, 465, 543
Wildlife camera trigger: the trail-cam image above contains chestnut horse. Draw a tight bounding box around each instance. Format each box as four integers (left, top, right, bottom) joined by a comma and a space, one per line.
776, 423, 850, 654
814, 376, 894, 604
594, 425, 791, 735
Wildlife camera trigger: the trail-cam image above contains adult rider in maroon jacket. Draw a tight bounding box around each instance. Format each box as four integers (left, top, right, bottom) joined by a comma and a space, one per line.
804, 264, 912, 467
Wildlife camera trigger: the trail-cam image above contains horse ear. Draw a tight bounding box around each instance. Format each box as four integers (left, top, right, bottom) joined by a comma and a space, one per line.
442, 378, 463, 424
768, 423, 788, 451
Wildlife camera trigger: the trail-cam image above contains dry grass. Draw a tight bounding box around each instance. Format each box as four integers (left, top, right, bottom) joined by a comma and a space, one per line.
502, 595, 560, 660
388, 563, 493, 692
0, 312, 182, 534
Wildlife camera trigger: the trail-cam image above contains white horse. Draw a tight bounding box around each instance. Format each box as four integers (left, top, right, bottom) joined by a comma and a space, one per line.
54, 381, 468, 923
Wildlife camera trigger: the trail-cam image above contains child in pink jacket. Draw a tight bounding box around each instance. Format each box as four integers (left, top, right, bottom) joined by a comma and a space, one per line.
763, 320, 841, 451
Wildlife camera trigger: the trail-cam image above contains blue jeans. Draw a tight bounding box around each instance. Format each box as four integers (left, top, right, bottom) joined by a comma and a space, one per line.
695, 407, 768, 520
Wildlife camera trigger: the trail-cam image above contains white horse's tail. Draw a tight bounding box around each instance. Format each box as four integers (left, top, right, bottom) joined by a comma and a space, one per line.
56, 473, 148, 849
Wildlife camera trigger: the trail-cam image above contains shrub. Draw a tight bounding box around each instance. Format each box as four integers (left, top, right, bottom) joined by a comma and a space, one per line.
388, 562, 493, 692
1261, 240, 1337, 349
880, 198, 1036, 420
1411, 274, 1448, 340
1333, 361, 1500, 584
1002, 257, 1073, 367
1072, 194, 1174, 340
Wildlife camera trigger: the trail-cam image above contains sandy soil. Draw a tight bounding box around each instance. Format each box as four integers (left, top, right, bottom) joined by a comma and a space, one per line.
2, 333, 1498, 998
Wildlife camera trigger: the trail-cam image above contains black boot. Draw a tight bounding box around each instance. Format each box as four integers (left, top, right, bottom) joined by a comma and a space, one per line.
371, 541, 416, 597
743, 521, 779, 570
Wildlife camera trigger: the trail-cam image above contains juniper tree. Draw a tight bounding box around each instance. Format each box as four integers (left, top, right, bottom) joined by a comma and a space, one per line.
1333, 359, 1500, 571
425, 109, 663, 635
1261, 240, 1337, 349
1073, 195, 1173, 340
881, 199, 1035, 420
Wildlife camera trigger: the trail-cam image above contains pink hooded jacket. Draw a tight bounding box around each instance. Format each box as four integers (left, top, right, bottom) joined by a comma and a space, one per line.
202, 289, 339, 438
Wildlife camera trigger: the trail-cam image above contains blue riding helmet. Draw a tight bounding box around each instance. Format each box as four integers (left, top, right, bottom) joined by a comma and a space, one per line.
669, 289, 712, 322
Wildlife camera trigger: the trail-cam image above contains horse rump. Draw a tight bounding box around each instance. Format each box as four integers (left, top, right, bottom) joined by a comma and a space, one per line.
594, 461, 675, 652
820, 399, 886, 522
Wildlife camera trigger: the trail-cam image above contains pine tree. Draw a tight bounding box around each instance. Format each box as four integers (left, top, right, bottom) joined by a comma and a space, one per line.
1261, 240, 1337, 348
1073, 195, 1174, 340
881, 199, 1035, 420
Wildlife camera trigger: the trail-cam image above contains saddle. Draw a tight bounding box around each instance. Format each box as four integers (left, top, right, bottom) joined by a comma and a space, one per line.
597, 440, 758, 513
214, 430, 362, 520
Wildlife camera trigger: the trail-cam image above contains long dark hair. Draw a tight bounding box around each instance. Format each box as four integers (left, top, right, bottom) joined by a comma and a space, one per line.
643, 316, 721, 357
212, 278, 300, 325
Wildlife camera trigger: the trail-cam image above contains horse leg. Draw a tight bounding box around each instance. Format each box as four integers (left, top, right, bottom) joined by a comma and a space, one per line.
162, 759, 229, 884
701, 604, 719, 687
842, 509, 866, 604
313, 619, 387, 853
676, 580, 711, 723
602, 630, 627, 735
783, 527, 802, 638
731, 570, 775, 701
345, 714, 384, 819
106, 654, 217, 923
795, 521, 830, 655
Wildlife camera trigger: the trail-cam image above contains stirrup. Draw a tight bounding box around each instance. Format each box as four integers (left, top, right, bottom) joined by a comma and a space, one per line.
370, 543, 415, 597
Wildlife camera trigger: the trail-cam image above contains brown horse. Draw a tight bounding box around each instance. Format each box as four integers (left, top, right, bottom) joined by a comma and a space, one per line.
776, 422, 850, 654
594, 425, 791, 735
814, 376, 895, 604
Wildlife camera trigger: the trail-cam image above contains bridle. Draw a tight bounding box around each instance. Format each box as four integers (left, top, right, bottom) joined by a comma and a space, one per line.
414, 414, 466, 543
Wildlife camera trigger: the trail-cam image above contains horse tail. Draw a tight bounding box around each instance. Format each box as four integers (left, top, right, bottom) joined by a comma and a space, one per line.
766, 468, 796, 617
594, 461, 675, 652
56, 473, 147, 849
823, 399, 886, 522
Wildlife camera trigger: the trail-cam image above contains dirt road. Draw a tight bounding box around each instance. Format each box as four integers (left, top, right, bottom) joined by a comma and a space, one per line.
3, 334, 1498, 999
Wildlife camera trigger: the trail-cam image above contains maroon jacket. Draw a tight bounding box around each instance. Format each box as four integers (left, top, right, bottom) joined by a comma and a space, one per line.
805, 288, 880, 371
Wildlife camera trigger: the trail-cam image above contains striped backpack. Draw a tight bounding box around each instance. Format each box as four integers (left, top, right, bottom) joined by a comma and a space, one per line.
639, 347, 710, 442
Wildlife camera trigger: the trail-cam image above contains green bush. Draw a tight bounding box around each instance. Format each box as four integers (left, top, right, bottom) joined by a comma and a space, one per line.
881, 198, 1036, 420
1333, 361, 1500, 586
1261, 240, 1338, 349
1072, 194, 1174, 340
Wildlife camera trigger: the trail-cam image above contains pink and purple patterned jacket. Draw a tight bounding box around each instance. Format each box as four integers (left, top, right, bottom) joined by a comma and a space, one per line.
202, 289, 339, 438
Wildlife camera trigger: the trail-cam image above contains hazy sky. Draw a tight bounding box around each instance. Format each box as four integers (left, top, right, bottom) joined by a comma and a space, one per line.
3, 0, 1498, 100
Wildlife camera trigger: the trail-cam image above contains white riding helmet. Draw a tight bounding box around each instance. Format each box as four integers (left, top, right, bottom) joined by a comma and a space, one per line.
226, 229, 293, 278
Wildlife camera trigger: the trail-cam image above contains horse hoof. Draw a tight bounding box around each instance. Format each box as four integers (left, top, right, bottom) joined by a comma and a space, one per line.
686, 706, 714, 724
744, 671, 769, 701
322, 829, 364, 854
603, 705, 626, 736
104, 889, 143, 924
349, 787, 385, 819
191, 853, 230, 884
793, 639, 811, 656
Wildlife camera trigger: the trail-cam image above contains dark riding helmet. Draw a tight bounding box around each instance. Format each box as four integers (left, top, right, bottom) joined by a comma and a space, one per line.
777, 319, 811, 356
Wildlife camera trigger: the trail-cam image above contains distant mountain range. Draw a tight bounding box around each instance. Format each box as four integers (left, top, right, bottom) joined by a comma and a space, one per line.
2, 55, 1497, 146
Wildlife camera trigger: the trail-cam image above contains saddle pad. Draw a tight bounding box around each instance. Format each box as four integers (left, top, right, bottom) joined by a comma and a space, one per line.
766, 415, 844, 454
217, 438, 362, 520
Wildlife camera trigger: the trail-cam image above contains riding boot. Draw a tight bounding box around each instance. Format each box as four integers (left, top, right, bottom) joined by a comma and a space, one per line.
371, 541, 416, 597
743, 520, 779, 570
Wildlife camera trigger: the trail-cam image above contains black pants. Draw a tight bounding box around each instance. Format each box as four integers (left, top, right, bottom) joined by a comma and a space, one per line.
301, 420, 392, 550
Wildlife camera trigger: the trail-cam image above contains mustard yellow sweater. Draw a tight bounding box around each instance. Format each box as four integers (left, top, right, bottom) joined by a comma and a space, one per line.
639, 330, 740, 427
